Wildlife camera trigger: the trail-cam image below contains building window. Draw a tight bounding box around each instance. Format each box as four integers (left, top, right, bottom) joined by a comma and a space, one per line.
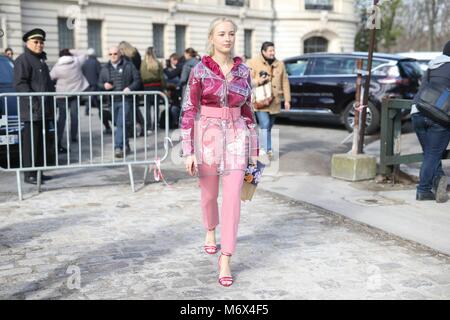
175, 25, 186, 56
305, 0, 333, 10
153, 23, 165, 58
304, 36, 328, 53
244, 29, 253, 59
57, 17, 74, 50
226, 0, 245, 7
87, 20, 102, 57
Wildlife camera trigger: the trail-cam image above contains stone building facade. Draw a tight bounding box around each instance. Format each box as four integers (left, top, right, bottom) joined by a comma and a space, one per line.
0, 0, 358, 63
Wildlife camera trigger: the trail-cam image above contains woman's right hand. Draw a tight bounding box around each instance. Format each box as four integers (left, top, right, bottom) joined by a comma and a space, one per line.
185, 155, 197, 176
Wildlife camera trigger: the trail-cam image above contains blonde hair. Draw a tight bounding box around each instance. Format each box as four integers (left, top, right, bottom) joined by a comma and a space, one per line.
118, 41, 137, 58
144, 47, 159, 71
206, 17, 238, 57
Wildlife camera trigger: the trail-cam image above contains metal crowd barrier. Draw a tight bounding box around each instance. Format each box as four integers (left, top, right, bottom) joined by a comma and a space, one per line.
0, 91, 172, 200
379, 98, 450, 176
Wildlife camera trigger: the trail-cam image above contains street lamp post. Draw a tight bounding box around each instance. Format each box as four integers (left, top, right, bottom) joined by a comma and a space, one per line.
357, 0, 379, 154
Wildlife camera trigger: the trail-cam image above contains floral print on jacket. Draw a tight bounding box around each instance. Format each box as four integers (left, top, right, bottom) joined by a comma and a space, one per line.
180, 55, 258, 174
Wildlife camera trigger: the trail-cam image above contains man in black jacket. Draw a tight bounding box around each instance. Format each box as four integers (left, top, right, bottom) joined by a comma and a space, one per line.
14, 28, 55, 184
411, 40, 450, 203
98, 46, 141, 158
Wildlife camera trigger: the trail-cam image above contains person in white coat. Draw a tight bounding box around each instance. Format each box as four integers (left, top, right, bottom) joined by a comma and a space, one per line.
50, 48, 89, 153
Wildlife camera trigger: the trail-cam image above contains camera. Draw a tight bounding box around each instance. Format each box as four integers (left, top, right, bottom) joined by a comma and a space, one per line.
259, 71, 269, 78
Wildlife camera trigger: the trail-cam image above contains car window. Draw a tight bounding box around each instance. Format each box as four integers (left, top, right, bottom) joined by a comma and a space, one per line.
0, 58, 14, 85
310, 57, 357, 75
285, 59, 308, 76
361, 59, 386, 71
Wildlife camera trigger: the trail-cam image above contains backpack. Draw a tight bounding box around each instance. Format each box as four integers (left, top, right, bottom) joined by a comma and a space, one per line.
416, 69, 450, 128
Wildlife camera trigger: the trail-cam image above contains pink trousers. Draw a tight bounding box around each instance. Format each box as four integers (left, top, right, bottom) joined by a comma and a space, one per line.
198, 164, 244, 255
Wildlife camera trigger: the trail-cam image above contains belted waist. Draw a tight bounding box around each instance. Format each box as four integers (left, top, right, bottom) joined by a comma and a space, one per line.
200, 106, 241, 121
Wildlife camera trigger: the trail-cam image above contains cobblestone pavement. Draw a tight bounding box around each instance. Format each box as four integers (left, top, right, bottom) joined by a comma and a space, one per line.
1, 177, 450, 300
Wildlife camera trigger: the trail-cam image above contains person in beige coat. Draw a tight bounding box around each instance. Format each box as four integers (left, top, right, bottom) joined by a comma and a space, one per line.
247, 41, 291, 159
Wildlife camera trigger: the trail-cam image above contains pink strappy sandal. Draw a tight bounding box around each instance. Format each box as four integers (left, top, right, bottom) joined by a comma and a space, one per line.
204, 228, 217, 255
218, 252, 233, 287
203, 244, 218, 255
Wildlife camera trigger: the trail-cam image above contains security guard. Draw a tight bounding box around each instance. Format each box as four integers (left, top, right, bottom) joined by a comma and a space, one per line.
14, 28, 55, 184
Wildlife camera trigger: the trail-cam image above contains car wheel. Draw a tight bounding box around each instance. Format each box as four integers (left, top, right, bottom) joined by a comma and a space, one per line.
342, 100, 380, 135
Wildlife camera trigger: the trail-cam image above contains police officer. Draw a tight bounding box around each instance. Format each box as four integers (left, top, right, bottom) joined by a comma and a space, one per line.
14, 28, 55, 184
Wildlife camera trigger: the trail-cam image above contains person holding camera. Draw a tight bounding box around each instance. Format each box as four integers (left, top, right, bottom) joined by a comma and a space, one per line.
247, 41, 291, 160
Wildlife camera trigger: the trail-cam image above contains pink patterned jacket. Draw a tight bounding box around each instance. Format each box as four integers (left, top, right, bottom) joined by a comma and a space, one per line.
180, 56, 258, 173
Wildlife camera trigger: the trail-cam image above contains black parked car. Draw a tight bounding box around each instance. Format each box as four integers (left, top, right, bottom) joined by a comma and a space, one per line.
0, 55, 20, 169
281, 52, 423, 134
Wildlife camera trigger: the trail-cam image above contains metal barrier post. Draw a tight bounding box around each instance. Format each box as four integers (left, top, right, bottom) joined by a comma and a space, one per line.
379, 99, 393, 175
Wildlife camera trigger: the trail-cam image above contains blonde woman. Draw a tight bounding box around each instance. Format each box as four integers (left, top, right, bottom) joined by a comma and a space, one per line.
118, 41, 142, 71
141, 46, 166, 131
180, 17, 258, 287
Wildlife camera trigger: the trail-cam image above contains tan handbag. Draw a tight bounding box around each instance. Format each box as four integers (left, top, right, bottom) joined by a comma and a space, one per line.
254, 82, 273, 110
253, 65, 274, 110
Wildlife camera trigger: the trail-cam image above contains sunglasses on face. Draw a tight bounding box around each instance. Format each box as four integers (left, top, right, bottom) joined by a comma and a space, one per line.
109, 53, 119, 56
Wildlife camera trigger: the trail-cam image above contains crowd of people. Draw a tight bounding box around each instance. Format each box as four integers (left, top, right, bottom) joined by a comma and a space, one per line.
5, 25, 293, 164
7, 29, 208, 162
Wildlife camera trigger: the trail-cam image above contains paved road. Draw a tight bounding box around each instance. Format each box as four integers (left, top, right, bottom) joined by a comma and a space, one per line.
1, 115, 450, 299
2, 172, 450, 299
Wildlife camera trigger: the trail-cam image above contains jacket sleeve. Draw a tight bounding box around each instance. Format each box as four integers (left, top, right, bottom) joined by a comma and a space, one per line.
179, 63, 192, 87
70, 49, 88, 66
127, 64, 142, 91
164, 66, 181, 80
49, 64, 59, 81
14, 56, 41, 117
97, 67, 108, 91
281, 61, 291, 103
14, 57, 32, 93
159, 63, 167, 89
179, 66, 201, 157
241, 73, 259, 157
94, 60, 101, 84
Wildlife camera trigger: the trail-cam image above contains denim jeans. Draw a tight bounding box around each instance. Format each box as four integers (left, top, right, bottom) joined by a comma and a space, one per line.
255, 111, 276, 152
57, 97, 79, 147
411, 112, 450, 194
113, 100, 131, 149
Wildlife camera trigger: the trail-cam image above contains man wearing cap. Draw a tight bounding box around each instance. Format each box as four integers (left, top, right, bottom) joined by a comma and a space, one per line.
14, 28, 55, 184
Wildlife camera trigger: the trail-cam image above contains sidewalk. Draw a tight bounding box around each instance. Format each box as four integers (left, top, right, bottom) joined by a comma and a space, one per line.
260, 131, 450, 256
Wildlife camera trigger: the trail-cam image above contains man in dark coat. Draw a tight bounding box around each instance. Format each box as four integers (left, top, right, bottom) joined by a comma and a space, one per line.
81, 48, 113, 134
98, 46, 141, 158
14, 28, 55, 184
81, 48, 101, 115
